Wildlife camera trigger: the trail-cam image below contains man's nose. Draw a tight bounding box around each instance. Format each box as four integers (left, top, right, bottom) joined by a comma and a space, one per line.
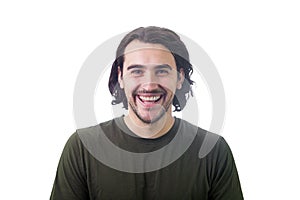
141, 72, 159, 91
143, 71, 158, 84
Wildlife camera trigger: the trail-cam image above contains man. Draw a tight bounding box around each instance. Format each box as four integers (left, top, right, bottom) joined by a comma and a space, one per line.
51, 26, 243, 199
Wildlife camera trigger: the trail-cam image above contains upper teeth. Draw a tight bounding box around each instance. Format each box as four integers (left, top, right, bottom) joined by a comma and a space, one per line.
139, 96, 160, 101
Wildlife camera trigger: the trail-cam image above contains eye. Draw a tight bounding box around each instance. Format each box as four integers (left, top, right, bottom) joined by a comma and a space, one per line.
130, 69, 144, 76
156, 69, 169, 76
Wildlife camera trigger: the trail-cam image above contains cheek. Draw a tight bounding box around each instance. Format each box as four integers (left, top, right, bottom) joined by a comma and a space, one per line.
160, 79, 178, 93
123, 80, 137, 91
122, 79, 139, 97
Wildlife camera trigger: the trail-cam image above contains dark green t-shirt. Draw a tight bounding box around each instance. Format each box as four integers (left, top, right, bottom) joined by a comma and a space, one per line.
50, 117, 243, 199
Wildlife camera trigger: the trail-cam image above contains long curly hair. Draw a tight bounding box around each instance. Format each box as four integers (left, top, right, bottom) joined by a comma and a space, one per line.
108, 26, 194, 112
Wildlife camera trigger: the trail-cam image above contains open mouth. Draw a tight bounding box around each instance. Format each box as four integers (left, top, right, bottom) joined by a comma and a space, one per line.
138, 95, 162, 102
135, 94, 164, 107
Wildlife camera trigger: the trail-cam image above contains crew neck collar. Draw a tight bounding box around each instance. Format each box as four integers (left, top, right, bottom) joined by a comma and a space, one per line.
111, 116, 180, 151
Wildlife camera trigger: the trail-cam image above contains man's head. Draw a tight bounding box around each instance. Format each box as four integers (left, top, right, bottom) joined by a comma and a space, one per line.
109, 26, 194, 123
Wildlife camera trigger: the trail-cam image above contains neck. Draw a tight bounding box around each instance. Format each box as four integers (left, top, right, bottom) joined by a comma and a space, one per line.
124, 111, 175, 139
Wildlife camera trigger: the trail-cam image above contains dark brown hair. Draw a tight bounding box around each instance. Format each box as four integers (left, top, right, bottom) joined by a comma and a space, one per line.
108, 26, 194, 111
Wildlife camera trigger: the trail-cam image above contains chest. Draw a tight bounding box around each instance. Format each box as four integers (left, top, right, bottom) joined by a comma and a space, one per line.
85, 155, 210, 200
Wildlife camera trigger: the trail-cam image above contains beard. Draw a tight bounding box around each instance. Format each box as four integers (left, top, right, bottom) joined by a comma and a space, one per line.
128, 86, 174, 124
129, 100, 172, 124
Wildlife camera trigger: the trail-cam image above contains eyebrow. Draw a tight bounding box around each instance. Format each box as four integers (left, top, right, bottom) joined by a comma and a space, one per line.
126, 64, 172, 71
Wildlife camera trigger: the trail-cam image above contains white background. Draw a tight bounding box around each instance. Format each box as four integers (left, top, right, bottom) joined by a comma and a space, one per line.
1, 0, 299, 199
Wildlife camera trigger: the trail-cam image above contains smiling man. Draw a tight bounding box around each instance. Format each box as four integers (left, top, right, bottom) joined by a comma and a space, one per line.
51, 26, 243, 199
118, 40, 184, 138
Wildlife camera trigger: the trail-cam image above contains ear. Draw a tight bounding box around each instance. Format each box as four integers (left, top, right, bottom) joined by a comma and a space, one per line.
118, 66, 124, 89
177, 68, 185, 90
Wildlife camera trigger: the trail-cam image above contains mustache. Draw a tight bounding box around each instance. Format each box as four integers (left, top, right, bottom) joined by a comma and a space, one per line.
133, 88, 166, 95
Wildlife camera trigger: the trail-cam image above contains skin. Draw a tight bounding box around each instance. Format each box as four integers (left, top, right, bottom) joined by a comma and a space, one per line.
118, 40, 184, 138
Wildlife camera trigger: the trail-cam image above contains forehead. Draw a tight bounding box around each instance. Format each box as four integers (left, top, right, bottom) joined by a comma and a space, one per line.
123, 40, 176, 68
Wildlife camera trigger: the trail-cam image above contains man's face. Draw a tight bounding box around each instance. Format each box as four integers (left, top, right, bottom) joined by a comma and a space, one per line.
118, 40, 184, 124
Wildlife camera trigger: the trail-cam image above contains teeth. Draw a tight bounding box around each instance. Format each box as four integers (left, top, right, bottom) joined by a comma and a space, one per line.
139, 95, 161, 101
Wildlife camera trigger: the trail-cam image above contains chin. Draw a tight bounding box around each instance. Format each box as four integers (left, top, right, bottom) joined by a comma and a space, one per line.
137, 110, 166, 124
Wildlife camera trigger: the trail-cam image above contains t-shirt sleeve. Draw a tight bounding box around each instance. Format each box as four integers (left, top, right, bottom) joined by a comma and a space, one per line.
208, 137, 244, 200
50, 132, 89, 200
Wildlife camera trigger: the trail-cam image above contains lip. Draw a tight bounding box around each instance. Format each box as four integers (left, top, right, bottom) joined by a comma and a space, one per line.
135, 93, 164, 108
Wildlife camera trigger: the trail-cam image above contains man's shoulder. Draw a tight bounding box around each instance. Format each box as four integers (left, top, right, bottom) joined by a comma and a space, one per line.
177, 118, 226, 159
178, 118, 220, 140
